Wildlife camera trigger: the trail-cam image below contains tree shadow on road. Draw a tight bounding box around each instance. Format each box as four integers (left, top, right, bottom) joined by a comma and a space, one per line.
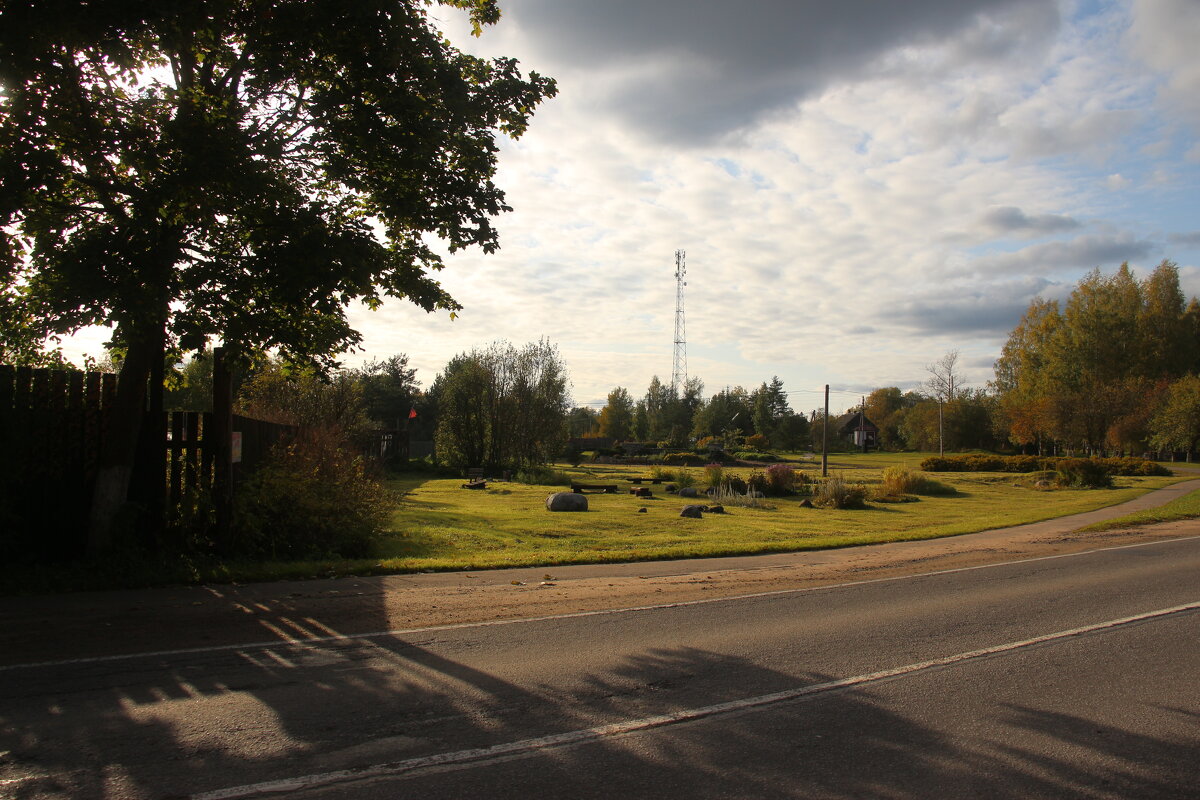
2, 593, 1198, 799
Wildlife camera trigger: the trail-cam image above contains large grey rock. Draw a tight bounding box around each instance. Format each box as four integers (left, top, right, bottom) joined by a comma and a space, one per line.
678, 487, 700, 498
546, 492, 588, 512
680, 504, 705, 518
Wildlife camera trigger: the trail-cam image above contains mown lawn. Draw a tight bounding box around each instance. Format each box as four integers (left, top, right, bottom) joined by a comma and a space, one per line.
359, 457, 1184, 573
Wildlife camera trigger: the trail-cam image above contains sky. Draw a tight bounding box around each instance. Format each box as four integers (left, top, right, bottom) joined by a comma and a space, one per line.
62, 0, 1200, 413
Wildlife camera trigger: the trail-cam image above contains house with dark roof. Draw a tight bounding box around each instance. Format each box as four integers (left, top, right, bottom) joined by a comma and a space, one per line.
834, 410, 879, 449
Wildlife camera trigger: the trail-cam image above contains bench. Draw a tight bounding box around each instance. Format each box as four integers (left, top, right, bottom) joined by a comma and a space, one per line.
571, 483, 618, 494
467, 468, 486, 481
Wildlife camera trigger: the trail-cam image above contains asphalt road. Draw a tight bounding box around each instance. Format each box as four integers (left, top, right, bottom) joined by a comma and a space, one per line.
2, 534, 1198, 799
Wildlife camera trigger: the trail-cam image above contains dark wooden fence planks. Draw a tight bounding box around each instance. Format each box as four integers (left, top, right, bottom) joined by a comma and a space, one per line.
1, 363, 334, 561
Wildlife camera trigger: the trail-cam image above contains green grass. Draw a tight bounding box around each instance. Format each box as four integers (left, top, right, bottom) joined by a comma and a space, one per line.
4, 455, 1187, 593
347, 459, 1182, 574
1078, 487, 1200, 532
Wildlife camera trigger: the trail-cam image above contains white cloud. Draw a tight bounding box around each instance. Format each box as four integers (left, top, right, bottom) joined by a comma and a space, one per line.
50, 1, 1200, 407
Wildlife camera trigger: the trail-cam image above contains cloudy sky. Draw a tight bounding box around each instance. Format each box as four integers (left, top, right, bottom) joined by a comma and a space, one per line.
67, 0, 1200, 412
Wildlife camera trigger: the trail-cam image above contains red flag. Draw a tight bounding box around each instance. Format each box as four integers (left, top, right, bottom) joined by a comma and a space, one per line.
408, 408, 418, 419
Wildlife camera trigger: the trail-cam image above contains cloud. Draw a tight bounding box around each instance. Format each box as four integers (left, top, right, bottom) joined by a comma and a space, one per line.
1168, 231, 1200, 248
878, 277, 1052, 337
1129, 0, 1200, 129
969, 233, 1157, 276
980, 206, 1081, 236
501, 0, 1059, 145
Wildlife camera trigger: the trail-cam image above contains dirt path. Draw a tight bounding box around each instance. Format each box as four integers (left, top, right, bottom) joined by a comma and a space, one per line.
3, 478, 1198, 667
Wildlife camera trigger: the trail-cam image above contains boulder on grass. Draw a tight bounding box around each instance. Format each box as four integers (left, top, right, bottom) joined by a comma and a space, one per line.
680, 504, 705, 518
547, 492, 588, 512
705, 505, 725, 514
678, 487, 700, 498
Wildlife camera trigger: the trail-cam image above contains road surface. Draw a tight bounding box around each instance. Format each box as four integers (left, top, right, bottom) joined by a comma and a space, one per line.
2, 530, 1198, 798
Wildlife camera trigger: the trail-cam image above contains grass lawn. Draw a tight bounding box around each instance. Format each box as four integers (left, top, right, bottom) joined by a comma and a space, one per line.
1078, 487, 1200, 532
346, 456, 1185, 575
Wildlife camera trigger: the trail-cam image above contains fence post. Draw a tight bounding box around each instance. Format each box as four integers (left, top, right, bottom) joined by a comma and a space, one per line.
212, 347, 233, 550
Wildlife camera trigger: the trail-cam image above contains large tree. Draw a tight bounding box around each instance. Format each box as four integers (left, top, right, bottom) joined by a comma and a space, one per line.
0, 0, 555, 549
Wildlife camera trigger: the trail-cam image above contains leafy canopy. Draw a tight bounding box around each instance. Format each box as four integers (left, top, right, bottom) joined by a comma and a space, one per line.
0, 0, 556, 363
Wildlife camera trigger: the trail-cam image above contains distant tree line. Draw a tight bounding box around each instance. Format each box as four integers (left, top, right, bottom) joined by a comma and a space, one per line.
992, 260, 1200, 457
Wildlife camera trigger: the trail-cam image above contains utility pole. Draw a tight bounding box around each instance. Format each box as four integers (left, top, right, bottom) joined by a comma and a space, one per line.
822, 384, 829, 477
860, 394, 867, 453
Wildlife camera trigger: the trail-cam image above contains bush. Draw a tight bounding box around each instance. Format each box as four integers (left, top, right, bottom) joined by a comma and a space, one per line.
664, 452, 707, 467
764, 463, 798, 496
744, 433, 770, 451
919, 453, 1170, 477
704, 463, 725, 489
515, 466, 574, 486
1054, 458, 1114, 489
674, 468, 697, 489
747, 470, 769, 496
812, 473, 868, 509
880, 466, 957, 496
233, 428, 394, 559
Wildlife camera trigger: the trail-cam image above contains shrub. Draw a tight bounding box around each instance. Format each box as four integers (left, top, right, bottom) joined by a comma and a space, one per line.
675, 468, 697, 489
704, 463, 725, 489
747, 470, 769, 496
764, 463, 798, 496
723, 475, 748, 495
664, 452, 707, 467
695, 435, 719, 452
744, 433, 770, 451
233, 428, 394, 559
515, 466, 574, 486
880, 466, 957, 496
1054, 458, 1114, 489
919, 453, 1168, 477
812, 473, 868, 509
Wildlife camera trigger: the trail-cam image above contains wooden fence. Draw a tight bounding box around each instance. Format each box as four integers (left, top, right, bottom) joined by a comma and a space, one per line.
0, 365, 294, 561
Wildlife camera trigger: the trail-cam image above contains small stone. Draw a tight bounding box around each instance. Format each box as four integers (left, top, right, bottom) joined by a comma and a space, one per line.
800, 499, 813, 508
637, 507, 648, 513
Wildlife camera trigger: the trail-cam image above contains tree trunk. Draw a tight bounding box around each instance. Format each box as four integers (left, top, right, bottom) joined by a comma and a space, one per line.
87, 324, 164, 555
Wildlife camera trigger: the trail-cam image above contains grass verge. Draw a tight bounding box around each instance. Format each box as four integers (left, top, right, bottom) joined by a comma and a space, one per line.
1077, 487, 1200, 532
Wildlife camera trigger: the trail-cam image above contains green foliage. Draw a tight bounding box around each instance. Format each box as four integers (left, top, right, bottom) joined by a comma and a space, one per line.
747, 470, 769, 496
432, 339, 569, 471
237, 357, 374, 446
2, 1, 556, 366
1150, 375, 1200, 456
233, 429, 394, 559
992, 261, 1199, 453
744, 433, 770, 451
598, 387, 635, 440
920, 454, 1169, 476
674, 469, 697, 489
1054, 458, 1114, 489
663, 452, 707, 467
812, 474, 869, 509
704, 463, 725, 489
514, 466, 573, 487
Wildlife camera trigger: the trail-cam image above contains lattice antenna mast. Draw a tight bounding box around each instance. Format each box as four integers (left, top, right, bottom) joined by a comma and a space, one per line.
671, 249, 688, 395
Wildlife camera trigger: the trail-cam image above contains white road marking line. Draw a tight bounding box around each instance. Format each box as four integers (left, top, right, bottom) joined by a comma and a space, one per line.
3, 533, 1198, 673
189, 600, 1200, 800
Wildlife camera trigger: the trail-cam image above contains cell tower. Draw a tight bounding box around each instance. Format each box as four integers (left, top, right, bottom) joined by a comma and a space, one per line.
671, 249, 688, 394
